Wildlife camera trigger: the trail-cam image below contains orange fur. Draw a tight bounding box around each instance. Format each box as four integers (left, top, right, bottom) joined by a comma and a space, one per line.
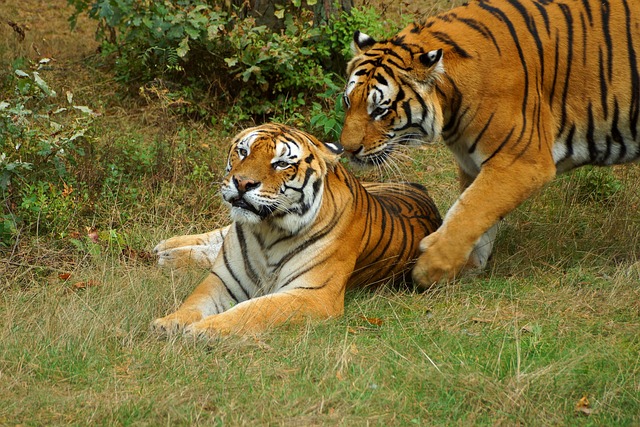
152, 124, 441, 336
342, 0, 640, 285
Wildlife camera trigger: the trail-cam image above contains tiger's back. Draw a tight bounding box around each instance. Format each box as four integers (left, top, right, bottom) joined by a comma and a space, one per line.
333, 171, 442, 288
432, 0, 640, 173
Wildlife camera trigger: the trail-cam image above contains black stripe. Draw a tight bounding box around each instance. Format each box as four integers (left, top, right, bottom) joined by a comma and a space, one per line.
448, 13, 502, 54
586, 103, 598, 162
581, 0, 593, 26
598, 48, 609, 119
482, 127, 515, 165
212, 272, 240, 304
469, 112, 494, 154
296, 276, 332, 291
556, 3, 574, 137
429, 30, 471, 58
622, 0, 640, 140
507, 0, 545, 84
549, 31, 560, 107
600, 0, 613, 82
560, 124, 576, 163
580, 12, 588, 66
478, 1, 529, 142
222, 233, 251, 300
532, 0, 550, 35
236, 226, 261, 288
611, 98, 627, 161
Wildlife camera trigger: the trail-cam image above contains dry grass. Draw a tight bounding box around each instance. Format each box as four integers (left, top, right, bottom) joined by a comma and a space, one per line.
1, 0, 640, 425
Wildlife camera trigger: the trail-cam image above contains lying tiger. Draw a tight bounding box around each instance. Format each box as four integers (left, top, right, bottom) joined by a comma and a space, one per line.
152, 124, 441, 336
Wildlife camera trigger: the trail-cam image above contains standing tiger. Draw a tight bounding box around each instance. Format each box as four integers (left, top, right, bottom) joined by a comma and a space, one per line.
342, 0, 640, 286
152, 124, 441, 336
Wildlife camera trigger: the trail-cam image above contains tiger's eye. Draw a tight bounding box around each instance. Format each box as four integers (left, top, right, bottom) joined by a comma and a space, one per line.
371, 107, 387, 118
272, 160, 289, 170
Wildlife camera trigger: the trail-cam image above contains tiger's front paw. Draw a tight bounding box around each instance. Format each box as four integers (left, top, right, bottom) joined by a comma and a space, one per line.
412, 231, 470, 288
155, 248, 198, 269
151, 310, 203, 335
183, 317, 233, 339
153, 236, 183, 254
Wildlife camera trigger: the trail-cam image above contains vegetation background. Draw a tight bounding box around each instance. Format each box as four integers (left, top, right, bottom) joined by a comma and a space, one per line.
1, 0, 638, 425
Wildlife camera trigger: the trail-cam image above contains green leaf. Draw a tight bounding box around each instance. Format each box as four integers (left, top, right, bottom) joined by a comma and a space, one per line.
176, 36, 190, 58
224, 57, 238, 67
33, 72, 57, 97
184, 26, 199, 39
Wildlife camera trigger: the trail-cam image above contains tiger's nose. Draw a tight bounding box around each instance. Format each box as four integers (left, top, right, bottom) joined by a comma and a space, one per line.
233, 176, 260, 193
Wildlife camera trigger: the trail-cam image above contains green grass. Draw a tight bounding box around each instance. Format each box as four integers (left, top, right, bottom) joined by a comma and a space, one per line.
2, 0, 640, 425
2, 259, 639, 425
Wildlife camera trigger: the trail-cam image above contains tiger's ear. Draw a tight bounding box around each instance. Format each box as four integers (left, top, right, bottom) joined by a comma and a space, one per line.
413, 48, 444, 83
419, 49, 443, 68
323, 141, 344, 155
305, 135, 343, 167
351, 30, 377, 55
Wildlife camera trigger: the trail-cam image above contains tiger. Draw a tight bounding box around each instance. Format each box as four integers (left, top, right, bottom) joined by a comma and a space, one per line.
151, 123, 441, 336
341, 0, 640, 286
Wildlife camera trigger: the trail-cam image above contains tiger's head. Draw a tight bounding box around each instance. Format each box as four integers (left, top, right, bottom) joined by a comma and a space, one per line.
341, 29, 444, 166
221, 124, 343, 234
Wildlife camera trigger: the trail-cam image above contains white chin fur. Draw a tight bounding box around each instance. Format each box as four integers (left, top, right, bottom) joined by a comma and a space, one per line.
230, 207, 262, 224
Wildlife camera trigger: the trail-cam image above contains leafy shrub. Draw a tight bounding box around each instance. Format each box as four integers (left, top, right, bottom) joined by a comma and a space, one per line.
66, 0, 390, 122
1, 66, 96, 245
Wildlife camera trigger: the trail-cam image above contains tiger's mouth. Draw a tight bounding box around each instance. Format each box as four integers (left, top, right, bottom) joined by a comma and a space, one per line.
347, 146, 391, 167
230, 197, 275, 219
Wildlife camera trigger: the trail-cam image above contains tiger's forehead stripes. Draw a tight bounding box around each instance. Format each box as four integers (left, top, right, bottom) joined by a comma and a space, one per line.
274, 138, 302, 161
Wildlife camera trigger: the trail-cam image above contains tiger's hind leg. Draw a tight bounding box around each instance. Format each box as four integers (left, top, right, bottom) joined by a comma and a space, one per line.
153, 225, 230, 269
467, 222, 498, 270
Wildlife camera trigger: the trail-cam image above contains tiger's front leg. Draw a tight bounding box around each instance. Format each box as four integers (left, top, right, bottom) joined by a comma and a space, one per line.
153, 226, 230, 269
151, 273, 235, 334
185, 284, 347, 337
412, 156, 555, 287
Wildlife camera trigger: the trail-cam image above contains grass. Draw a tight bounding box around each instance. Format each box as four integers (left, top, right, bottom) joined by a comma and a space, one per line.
2, 263, 639, 425
1, 0, 640, 425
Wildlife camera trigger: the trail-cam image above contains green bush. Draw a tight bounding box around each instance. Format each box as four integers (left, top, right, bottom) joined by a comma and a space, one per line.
66, 0, 390, 124
1, 67, 96, 245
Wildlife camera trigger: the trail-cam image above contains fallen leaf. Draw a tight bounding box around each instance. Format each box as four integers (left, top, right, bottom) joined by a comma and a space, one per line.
576, 407, 594, 416
360, 316, 384, 326
61, 182, 73, 197
86, 227, 99, 243
575, 395, 595, 416
58, 273, 71, 281
71, 280, 100, 291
